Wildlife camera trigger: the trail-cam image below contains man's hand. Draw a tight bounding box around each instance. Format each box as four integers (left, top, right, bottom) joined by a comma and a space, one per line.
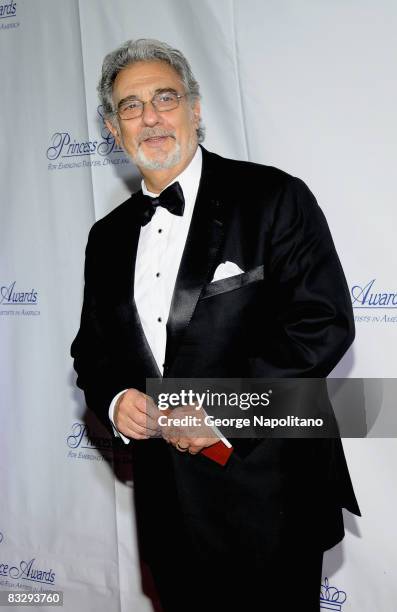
114, 388, 161, 440
160, 405, 220, 454
175, 435, 220, 455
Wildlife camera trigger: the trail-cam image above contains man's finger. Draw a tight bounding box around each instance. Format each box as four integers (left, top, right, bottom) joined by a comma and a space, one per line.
127, 411, 159, 432
118, 411, 160, 436
188, 448, 201, 454
131, 392, 149, 412
117, 396, 160, 432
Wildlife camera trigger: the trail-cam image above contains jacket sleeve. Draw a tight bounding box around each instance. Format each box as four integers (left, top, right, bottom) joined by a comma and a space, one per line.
71, 224, 122, 433
260, 175, 355, 378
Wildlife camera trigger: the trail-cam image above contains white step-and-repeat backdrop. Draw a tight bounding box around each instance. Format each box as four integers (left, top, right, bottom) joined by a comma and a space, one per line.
1, 1, 396, 610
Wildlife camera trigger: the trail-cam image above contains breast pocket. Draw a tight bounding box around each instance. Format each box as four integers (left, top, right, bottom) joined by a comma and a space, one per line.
200, 264, 264, 299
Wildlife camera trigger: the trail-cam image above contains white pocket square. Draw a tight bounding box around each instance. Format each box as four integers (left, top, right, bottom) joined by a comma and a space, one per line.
211, 261, 245, 282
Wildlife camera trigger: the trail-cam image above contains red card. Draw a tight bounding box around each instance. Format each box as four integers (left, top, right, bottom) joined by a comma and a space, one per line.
201, 441, 233, 466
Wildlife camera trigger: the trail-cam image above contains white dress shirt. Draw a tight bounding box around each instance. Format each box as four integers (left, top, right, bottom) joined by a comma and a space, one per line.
133, 146, 202, 372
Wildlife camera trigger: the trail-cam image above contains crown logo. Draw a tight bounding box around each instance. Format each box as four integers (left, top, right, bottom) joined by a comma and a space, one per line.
320, 577, 347, 611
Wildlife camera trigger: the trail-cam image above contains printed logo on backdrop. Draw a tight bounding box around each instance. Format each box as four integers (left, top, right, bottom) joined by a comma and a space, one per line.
46, 106, 130, 171
0, 534, 57, 592
66, 422, 132, 466
352, 279, 397, 324
320, 577, 346, 610
0, 1, 19, 30
0, 282, 40, 316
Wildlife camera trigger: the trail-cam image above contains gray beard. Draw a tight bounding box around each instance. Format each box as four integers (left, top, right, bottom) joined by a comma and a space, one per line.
134, 142, 182, 170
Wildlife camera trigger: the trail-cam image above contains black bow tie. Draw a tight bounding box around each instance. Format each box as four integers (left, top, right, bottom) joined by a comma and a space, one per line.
138, 181, 185, 226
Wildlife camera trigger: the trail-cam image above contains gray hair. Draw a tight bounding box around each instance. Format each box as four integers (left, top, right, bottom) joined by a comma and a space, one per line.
98, 38, 205, 142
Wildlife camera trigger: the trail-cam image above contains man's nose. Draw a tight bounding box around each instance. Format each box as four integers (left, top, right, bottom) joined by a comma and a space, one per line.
141, 100, 161, 126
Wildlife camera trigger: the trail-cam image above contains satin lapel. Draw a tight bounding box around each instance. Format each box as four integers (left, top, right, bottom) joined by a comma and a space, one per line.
165, 149, 227, 370
119, 192, 162, 379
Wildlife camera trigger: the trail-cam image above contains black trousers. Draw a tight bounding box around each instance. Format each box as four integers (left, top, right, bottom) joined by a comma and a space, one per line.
147, 545, 324, 612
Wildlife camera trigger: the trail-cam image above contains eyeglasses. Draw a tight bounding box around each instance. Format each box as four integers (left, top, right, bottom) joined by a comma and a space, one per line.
116, 91, 187, 120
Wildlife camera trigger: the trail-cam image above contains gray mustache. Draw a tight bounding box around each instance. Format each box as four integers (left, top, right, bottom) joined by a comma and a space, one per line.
138, 129, 176, 144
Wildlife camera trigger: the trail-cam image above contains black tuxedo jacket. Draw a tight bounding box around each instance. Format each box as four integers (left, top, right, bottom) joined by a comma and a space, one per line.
71, 146, 360, 561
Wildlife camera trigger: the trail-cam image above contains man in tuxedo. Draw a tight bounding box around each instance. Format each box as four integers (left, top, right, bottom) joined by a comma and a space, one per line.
71, 39, 360, 611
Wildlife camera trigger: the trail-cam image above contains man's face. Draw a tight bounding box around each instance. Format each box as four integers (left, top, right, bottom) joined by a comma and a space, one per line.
106, 60, 200, 171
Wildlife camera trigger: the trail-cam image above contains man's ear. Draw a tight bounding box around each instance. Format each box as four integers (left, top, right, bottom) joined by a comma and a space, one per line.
192, 99, 201, 129
105, 118, 121, 146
